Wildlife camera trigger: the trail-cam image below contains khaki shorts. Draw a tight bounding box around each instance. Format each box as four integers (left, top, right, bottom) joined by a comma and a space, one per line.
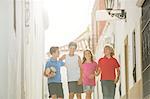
48, 83, 64, 98
68, 81, 83, 93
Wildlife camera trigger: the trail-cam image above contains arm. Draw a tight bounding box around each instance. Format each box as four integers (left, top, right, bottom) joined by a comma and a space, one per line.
97, 59, 102, 76
95, 65, 100, 76
78, 56, 83, 85
43, 61, 55, 78
59, 54, 66, 61
114, 59, 120, 83
59, 54, 66, 67
114, 67, 120, 84
44, 68, 55, 78
43, 61, 50, 77
43, 69, 49, 77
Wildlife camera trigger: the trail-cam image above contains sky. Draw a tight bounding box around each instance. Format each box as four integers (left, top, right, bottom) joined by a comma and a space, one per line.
44, 0, 95, 52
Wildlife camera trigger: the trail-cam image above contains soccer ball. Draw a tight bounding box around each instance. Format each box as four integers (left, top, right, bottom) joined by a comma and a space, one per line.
50, 66, 56, 73
45, 66, 56, 77
49, 67, 56, 77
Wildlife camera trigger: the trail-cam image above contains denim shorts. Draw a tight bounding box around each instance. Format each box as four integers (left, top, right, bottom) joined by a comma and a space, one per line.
83, 85, 95, 92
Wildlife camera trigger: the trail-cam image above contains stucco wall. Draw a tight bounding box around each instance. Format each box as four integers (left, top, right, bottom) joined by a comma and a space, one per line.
0, 0, 10, 98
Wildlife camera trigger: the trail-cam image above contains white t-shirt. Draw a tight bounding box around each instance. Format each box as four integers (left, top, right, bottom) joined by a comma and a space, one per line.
65, 54, 80, 82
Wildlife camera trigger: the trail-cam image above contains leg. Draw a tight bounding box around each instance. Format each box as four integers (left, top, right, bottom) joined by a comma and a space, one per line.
56, 83, 64, 99
51, 95, 57, 99
101, 81, 111, 99
76, 83, 83, 99
68, 82, 76, 99
85, 91, 92, 99
76, 93, 82, 99
69, 92, 74, 99
101, 80, 116, 99
58, 98, 63, 99
48, 84, 51, 99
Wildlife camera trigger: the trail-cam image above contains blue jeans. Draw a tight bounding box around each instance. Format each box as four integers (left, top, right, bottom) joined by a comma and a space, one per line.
101, 80, 116, 99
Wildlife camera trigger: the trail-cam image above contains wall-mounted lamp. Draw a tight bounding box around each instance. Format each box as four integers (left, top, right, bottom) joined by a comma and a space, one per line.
105, 0, 126, 20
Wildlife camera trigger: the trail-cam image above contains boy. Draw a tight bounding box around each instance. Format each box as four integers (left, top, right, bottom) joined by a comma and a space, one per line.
98, 45, 120, 99
44, 47, 64, 99
60, 42, 83, 99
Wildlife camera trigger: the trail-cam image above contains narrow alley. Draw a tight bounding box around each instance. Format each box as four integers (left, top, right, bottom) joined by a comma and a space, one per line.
0, 0, 150, 99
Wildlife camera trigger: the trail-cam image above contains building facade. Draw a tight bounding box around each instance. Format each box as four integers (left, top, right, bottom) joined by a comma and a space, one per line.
91, 0, 106, 54
0, 0, 48, 99
92, 0, 150, 99
140, 0, 150, 98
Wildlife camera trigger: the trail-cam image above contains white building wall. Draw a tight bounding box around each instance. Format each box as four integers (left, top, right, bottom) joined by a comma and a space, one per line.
116, 0, 142, 95
114, 20, 126, 96
0, 0, 46, 99
22, 0, 45, 99
0, 0, 10, 98
7, 0, 23, 98
94, 0, 142, 98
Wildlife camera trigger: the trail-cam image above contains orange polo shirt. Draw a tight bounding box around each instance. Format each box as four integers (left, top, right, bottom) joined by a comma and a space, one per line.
98, 56, 120, 80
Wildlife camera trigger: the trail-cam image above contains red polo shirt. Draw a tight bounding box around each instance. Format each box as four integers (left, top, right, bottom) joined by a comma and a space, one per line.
98, 56, 120, 80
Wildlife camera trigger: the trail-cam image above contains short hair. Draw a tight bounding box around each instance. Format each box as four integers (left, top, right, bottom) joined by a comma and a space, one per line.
68, 42, 77, 49
49, 47, 59, 55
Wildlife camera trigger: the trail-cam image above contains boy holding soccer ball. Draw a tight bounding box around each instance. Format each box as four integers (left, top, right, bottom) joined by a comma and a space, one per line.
44, 47, 65, 99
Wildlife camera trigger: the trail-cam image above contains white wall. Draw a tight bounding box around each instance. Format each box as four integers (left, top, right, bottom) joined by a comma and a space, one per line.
94, 0, 142, 98
0, 0, 10, 98
0, 0, 46, 99
115, 0, 142, 96
22, 0, 45, 99
109, 0, 142, 97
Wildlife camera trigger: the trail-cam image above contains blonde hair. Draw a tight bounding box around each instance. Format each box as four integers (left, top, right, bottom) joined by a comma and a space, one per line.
104, 45, 115, 57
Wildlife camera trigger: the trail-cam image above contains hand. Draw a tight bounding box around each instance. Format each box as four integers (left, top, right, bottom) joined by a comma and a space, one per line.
95, 72, 99, 76
48, 72, 56, 78
77, 78, 82, 85
44, 68, 51, 77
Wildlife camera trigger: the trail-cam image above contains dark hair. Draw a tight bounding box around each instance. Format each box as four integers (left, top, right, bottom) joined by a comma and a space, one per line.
49, 47, 59, 55
68, 42, 77, 49
82, 50, 94, 64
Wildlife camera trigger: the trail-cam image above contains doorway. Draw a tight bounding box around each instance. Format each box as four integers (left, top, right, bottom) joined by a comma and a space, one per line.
124, 36, 129, 99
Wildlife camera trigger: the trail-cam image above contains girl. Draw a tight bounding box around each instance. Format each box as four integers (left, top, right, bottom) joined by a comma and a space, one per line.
82, 50, 99, 99
98, 45, 120, 99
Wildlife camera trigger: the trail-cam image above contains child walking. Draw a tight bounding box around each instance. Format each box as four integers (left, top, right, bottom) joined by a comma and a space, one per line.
44, 47, 65, 99
98, 45, 120, 99
82, 50, 99, 99
60, 42, 83, 99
